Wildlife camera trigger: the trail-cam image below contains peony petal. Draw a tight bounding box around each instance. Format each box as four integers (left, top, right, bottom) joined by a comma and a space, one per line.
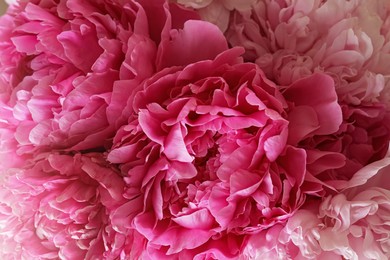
57, 30, 102, 73
172, 208, 214, 230
153, 226, 213, 254
334, 156, 390, 190
229, 169, 262, 198
163, 123, 193, 162
287, 105, 319, 145
278, 146, 307, 187
284, 73, 342, 137
157, 20, 228, 70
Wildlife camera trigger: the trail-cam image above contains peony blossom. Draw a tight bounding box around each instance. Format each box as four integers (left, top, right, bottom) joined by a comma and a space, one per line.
227, 0, 390, 189
106, 16, 344, 256
278, 156, 390, 259
242, 155, 390, 259
0, 0, 198, 158
1, 0, 389, 259
227, 0, 390, 106
0, 152, 126, 259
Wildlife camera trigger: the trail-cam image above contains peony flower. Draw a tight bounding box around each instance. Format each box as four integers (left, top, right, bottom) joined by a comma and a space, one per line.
227, 0, 390, 106
1, 0, 388, 259
105, 17, 344, 256
280, 156, 390, 259
227, 0, 390, 189
0, 152, 126, 259
0, 0, 199, 156
174, 0, 258, 32
281, 194, 389, 259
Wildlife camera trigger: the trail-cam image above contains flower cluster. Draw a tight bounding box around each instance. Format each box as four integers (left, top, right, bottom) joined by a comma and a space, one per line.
0, 0, 390, 259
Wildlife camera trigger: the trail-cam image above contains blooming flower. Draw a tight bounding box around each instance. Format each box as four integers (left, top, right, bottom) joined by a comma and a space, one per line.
0, 0, 198, 157
278, 156, 390, 259
1, 0, 389, 259
242, 156, 390, 259
227, 0, 390, 105
105, 15, 344, 256
0, 152, 125, 259
227, 0, 390, 189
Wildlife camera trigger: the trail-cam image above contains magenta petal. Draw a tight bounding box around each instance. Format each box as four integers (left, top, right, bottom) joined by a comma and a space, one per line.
112, 198, 144, 233
11, 35, 39, 55
57, 30, 102, 72
24, 3, 64, 25
164, 123, 193, 162
229, 169, 262, 197
278, 146, 306, 187
27, 95, 59, 122
306, 150, 346, 176
157, 20, 228, 69
264, 127, 288, 162
284, 73, 342, 137
209, 185, 235, 228
29, 121, 51, 145
336, 157, 390, 191
80, 157, 125, 202
153, 226, 213, 254
172, 208, 214, 230
287, 105, 319, 144
167, 161, 198, 180
107, 144, 140, 164
217, 144, 256, 181
138, 105, 169, 146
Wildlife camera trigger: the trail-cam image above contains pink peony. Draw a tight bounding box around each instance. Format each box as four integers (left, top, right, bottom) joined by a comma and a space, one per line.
278, 156, 390, 259
227, 0, 390, 189
1, 0, 388, 259
106, 17, 344, 256
0, 0, 198, 157
241, 156, 390, 259
227, 0, 390, 106
0, 152, 126, 259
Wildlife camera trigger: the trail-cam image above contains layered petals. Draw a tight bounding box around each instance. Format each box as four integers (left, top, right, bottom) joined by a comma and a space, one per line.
108, 41, 342, 256
0, 0, 200, 156
0, 153, 126, 259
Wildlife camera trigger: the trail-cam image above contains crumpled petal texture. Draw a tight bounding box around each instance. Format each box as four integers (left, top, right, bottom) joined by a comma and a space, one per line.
107, 25, 345, 255
1, 0, 390, 259
240, 155, 390, 259
0, 0, 199, 157
0, 153, 126, 259
290, 156, 390, 259
227, 0, 390, 106
226, 0, 390, 189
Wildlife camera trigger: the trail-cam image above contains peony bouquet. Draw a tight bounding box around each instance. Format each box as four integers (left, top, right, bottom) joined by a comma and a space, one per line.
0, 0, 389, 259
